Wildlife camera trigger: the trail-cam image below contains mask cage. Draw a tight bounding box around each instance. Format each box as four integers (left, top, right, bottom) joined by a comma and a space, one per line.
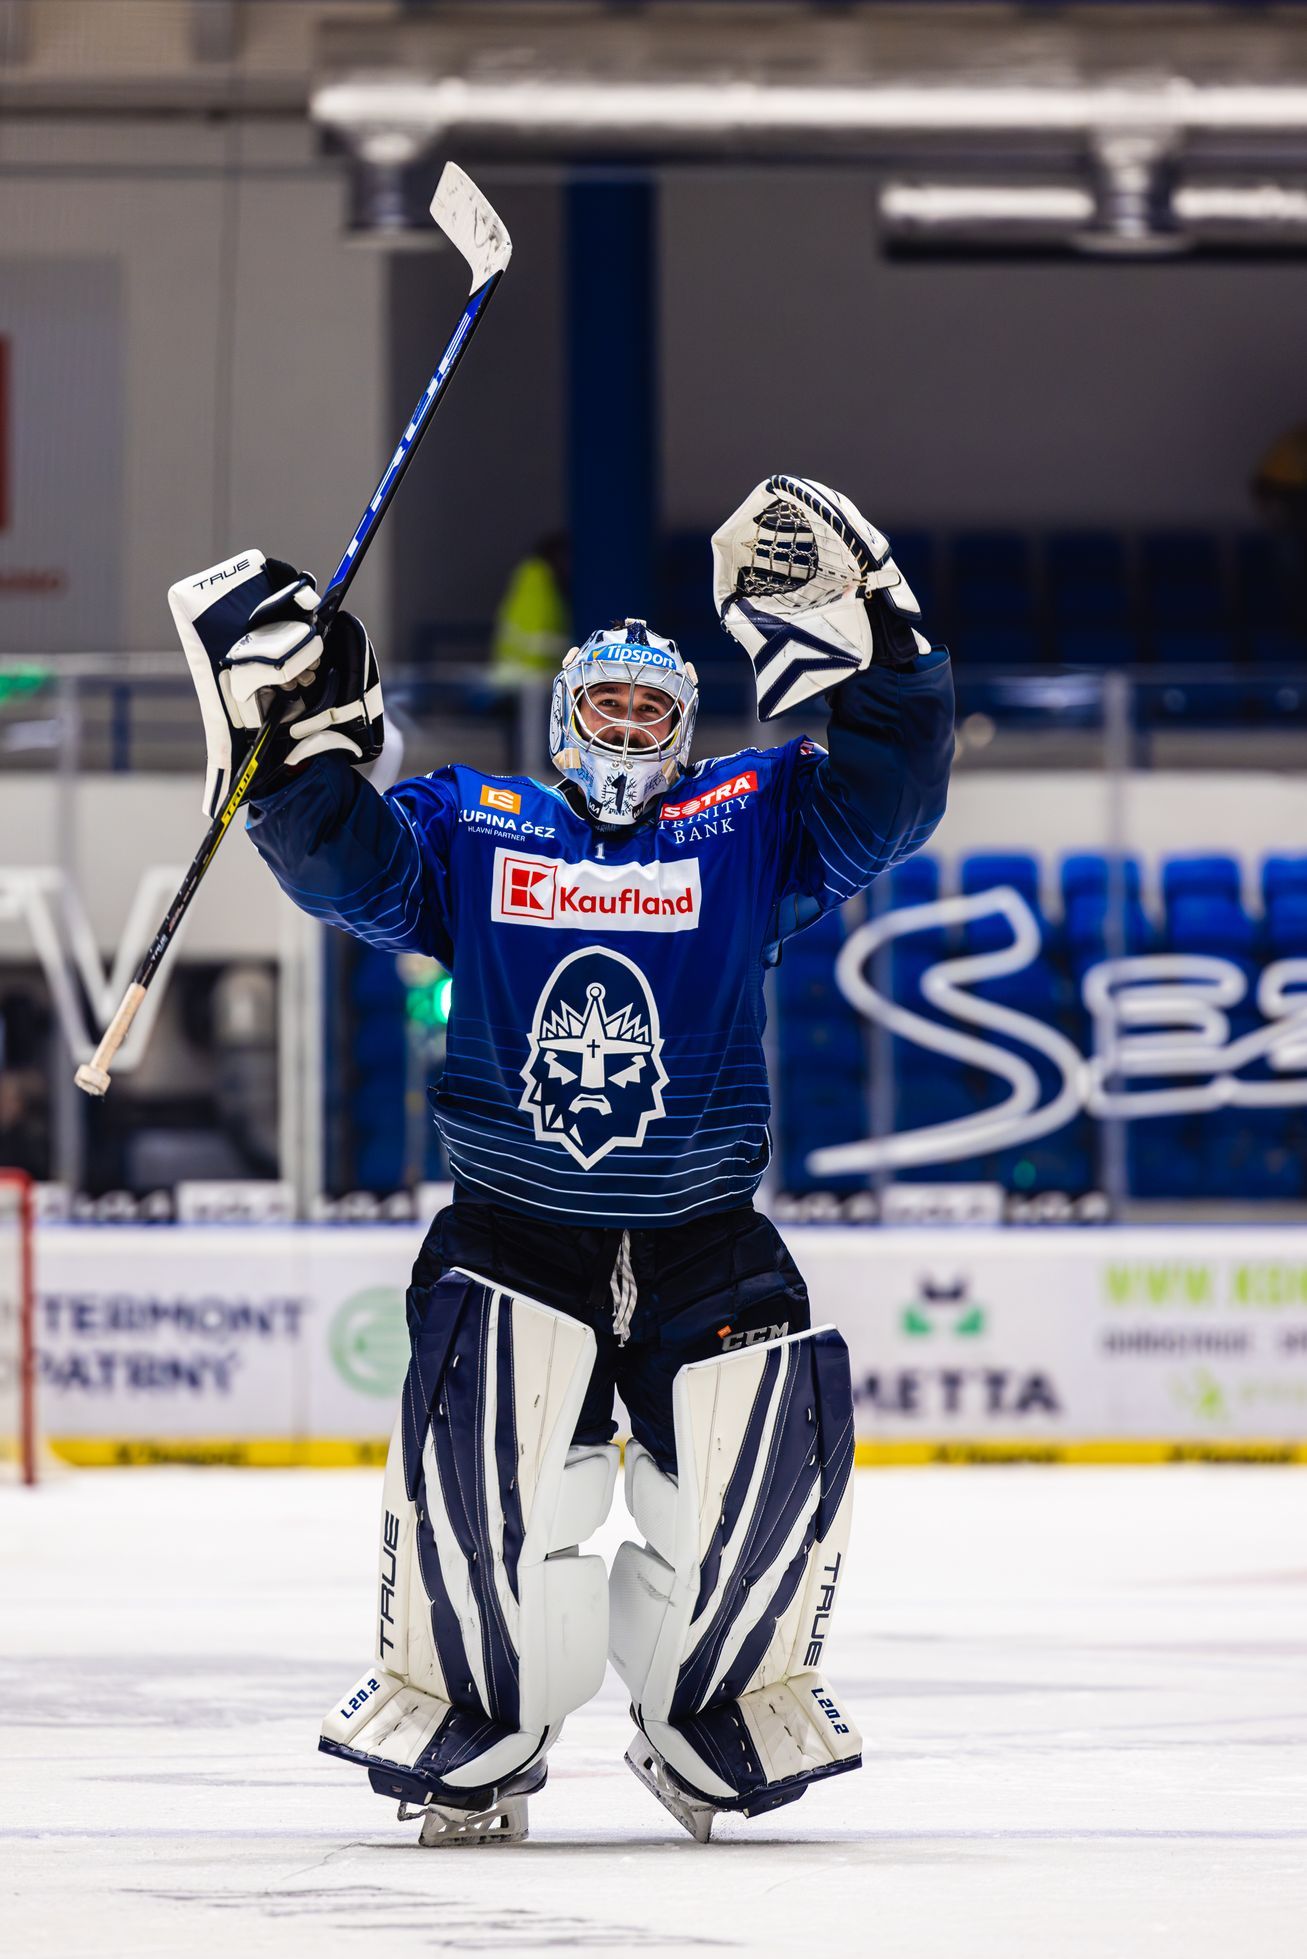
568, 656, 695, 766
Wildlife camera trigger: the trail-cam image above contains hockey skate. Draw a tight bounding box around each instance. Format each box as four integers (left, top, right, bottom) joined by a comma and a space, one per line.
625, 1736, 718, 1843
392, 1762, 547, 1847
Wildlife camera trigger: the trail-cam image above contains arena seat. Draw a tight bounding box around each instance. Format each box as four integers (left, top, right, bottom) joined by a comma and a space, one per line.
1167, 895, 1256, 966
951, 532, 1034, 625
1047, 531, 1129, 624
1262, 855, 1307, 905
889, 529, 936, 615
1162, 854, 1242, 907
960, 852, 1042, 914
1064, 894, 1155, 976
775, 910, 869, 1190
1235, 532, 1300, 630
889, 854, 940, 906
1060, 854, 1142, 908
1264, 895, 1307, 957
1141, 530, 1225, 626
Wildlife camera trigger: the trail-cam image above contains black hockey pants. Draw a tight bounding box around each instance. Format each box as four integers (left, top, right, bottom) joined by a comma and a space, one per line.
408, 1194, 811, 1472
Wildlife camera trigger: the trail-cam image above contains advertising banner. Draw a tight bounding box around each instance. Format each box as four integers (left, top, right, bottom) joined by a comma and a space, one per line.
32, 1225, 1307, 1465
803, 1229, 1307, 1463
37, 1226, 422, 1465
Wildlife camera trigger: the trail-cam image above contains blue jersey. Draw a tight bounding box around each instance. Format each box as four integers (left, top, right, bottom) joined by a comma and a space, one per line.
248, 652, 953, 1226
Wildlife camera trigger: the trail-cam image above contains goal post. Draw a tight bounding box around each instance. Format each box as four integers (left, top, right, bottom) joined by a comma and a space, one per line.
0, 1169, 36, 1486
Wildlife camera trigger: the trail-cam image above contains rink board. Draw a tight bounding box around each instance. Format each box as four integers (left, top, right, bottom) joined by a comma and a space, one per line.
26, 1224, 1307, 1465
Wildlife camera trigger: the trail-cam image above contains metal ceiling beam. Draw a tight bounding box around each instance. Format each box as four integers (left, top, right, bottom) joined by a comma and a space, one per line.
313, 4, 1307, 161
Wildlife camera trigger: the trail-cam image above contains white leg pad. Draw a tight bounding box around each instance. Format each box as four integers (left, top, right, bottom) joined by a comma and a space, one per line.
610, 1325, 861, 1816
321, 1268, 619, 1807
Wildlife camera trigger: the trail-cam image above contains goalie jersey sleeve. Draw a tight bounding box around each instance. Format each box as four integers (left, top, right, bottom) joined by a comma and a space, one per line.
246, 647, 952, 1226
766, 646, 954, 951
247, 756, 459, 963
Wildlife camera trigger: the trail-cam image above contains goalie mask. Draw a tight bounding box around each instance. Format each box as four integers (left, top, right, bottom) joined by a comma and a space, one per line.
550, 620, 698, 827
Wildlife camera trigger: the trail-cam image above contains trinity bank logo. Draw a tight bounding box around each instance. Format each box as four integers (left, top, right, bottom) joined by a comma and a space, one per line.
491, 849, 702, 933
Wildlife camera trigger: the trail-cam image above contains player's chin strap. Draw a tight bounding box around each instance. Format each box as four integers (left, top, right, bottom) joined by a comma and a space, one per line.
609, 1326, 862, 1841
320, 1269, 619, 1843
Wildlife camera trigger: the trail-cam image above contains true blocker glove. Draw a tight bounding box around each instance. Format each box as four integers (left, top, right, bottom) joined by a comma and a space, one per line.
170, 550, 384, 818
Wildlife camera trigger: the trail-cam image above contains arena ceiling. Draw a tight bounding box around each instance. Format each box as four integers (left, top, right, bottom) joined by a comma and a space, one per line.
15, 3, 1307, 251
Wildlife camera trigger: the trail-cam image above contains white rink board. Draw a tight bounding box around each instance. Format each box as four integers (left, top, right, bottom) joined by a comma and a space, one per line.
31, 1224, 1307, 1456
800, 1229, 1307, 1449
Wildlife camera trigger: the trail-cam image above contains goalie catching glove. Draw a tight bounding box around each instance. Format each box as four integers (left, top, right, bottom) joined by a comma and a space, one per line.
169, 550, 384, 818
711, 474, 932, 720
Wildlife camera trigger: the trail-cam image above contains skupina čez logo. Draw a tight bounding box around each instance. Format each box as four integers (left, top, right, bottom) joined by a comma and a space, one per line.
520, 947, 668, 1168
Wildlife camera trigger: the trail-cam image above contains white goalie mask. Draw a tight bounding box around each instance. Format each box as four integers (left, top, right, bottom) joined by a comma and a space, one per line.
549, 619, 699, 827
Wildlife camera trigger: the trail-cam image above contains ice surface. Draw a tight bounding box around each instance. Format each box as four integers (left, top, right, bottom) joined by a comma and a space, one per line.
2, 1466, 1306, 1957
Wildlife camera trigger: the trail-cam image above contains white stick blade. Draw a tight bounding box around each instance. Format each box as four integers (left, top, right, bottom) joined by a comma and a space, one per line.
430, 162, 512, 291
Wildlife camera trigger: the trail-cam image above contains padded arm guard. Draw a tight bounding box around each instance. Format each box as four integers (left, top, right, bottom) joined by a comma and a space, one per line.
609, 1326, 862, 1817
321, 1269, 618, 1809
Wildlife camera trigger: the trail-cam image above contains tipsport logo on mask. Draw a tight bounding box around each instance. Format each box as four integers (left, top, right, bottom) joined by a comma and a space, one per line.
491, 849, 702, 932
520, 948, 669, 1168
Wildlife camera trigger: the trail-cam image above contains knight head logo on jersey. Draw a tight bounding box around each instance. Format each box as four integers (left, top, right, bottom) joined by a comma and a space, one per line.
520, 949, 668, 1168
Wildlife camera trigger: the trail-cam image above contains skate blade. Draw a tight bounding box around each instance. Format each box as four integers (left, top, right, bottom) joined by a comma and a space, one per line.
402, 1794, 529, 1846
624, 1737, 716, 1843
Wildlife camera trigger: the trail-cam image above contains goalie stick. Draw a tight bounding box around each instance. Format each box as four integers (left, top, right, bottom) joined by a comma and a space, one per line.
74, 163, 511, 1098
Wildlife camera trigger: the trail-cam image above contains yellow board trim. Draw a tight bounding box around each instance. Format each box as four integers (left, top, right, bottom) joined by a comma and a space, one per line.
48, 1438, 391, 1469
855, 1439, 1307, 1466
44, 1436, 1307, 1469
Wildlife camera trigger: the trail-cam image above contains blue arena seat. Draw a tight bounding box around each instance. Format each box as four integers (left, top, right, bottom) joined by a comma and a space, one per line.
1060, 853, 1142, 908
889, 853, 940, 906
1265, 896, 1307, 957
1047, 531, 1129, 624
889, 530, 937, 615
1064, 894, 1154, 975
1263, 855, 1307, 906
1141, 530, 1225, 626
776, 914, 869, 1149
951, 532, 1034, 625
960, 852, 1042, 915
1167, 894, 1256, 960
1235, 532, 1301, 630
1162, 854, 1242, 907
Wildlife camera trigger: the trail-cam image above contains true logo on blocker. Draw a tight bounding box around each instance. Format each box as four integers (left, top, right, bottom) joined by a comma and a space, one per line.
492, 849, 702, 932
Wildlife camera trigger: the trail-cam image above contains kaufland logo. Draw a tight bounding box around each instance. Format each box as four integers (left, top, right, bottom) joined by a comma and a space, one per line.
491, 850, 702, 933
661, 771, 757, 822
